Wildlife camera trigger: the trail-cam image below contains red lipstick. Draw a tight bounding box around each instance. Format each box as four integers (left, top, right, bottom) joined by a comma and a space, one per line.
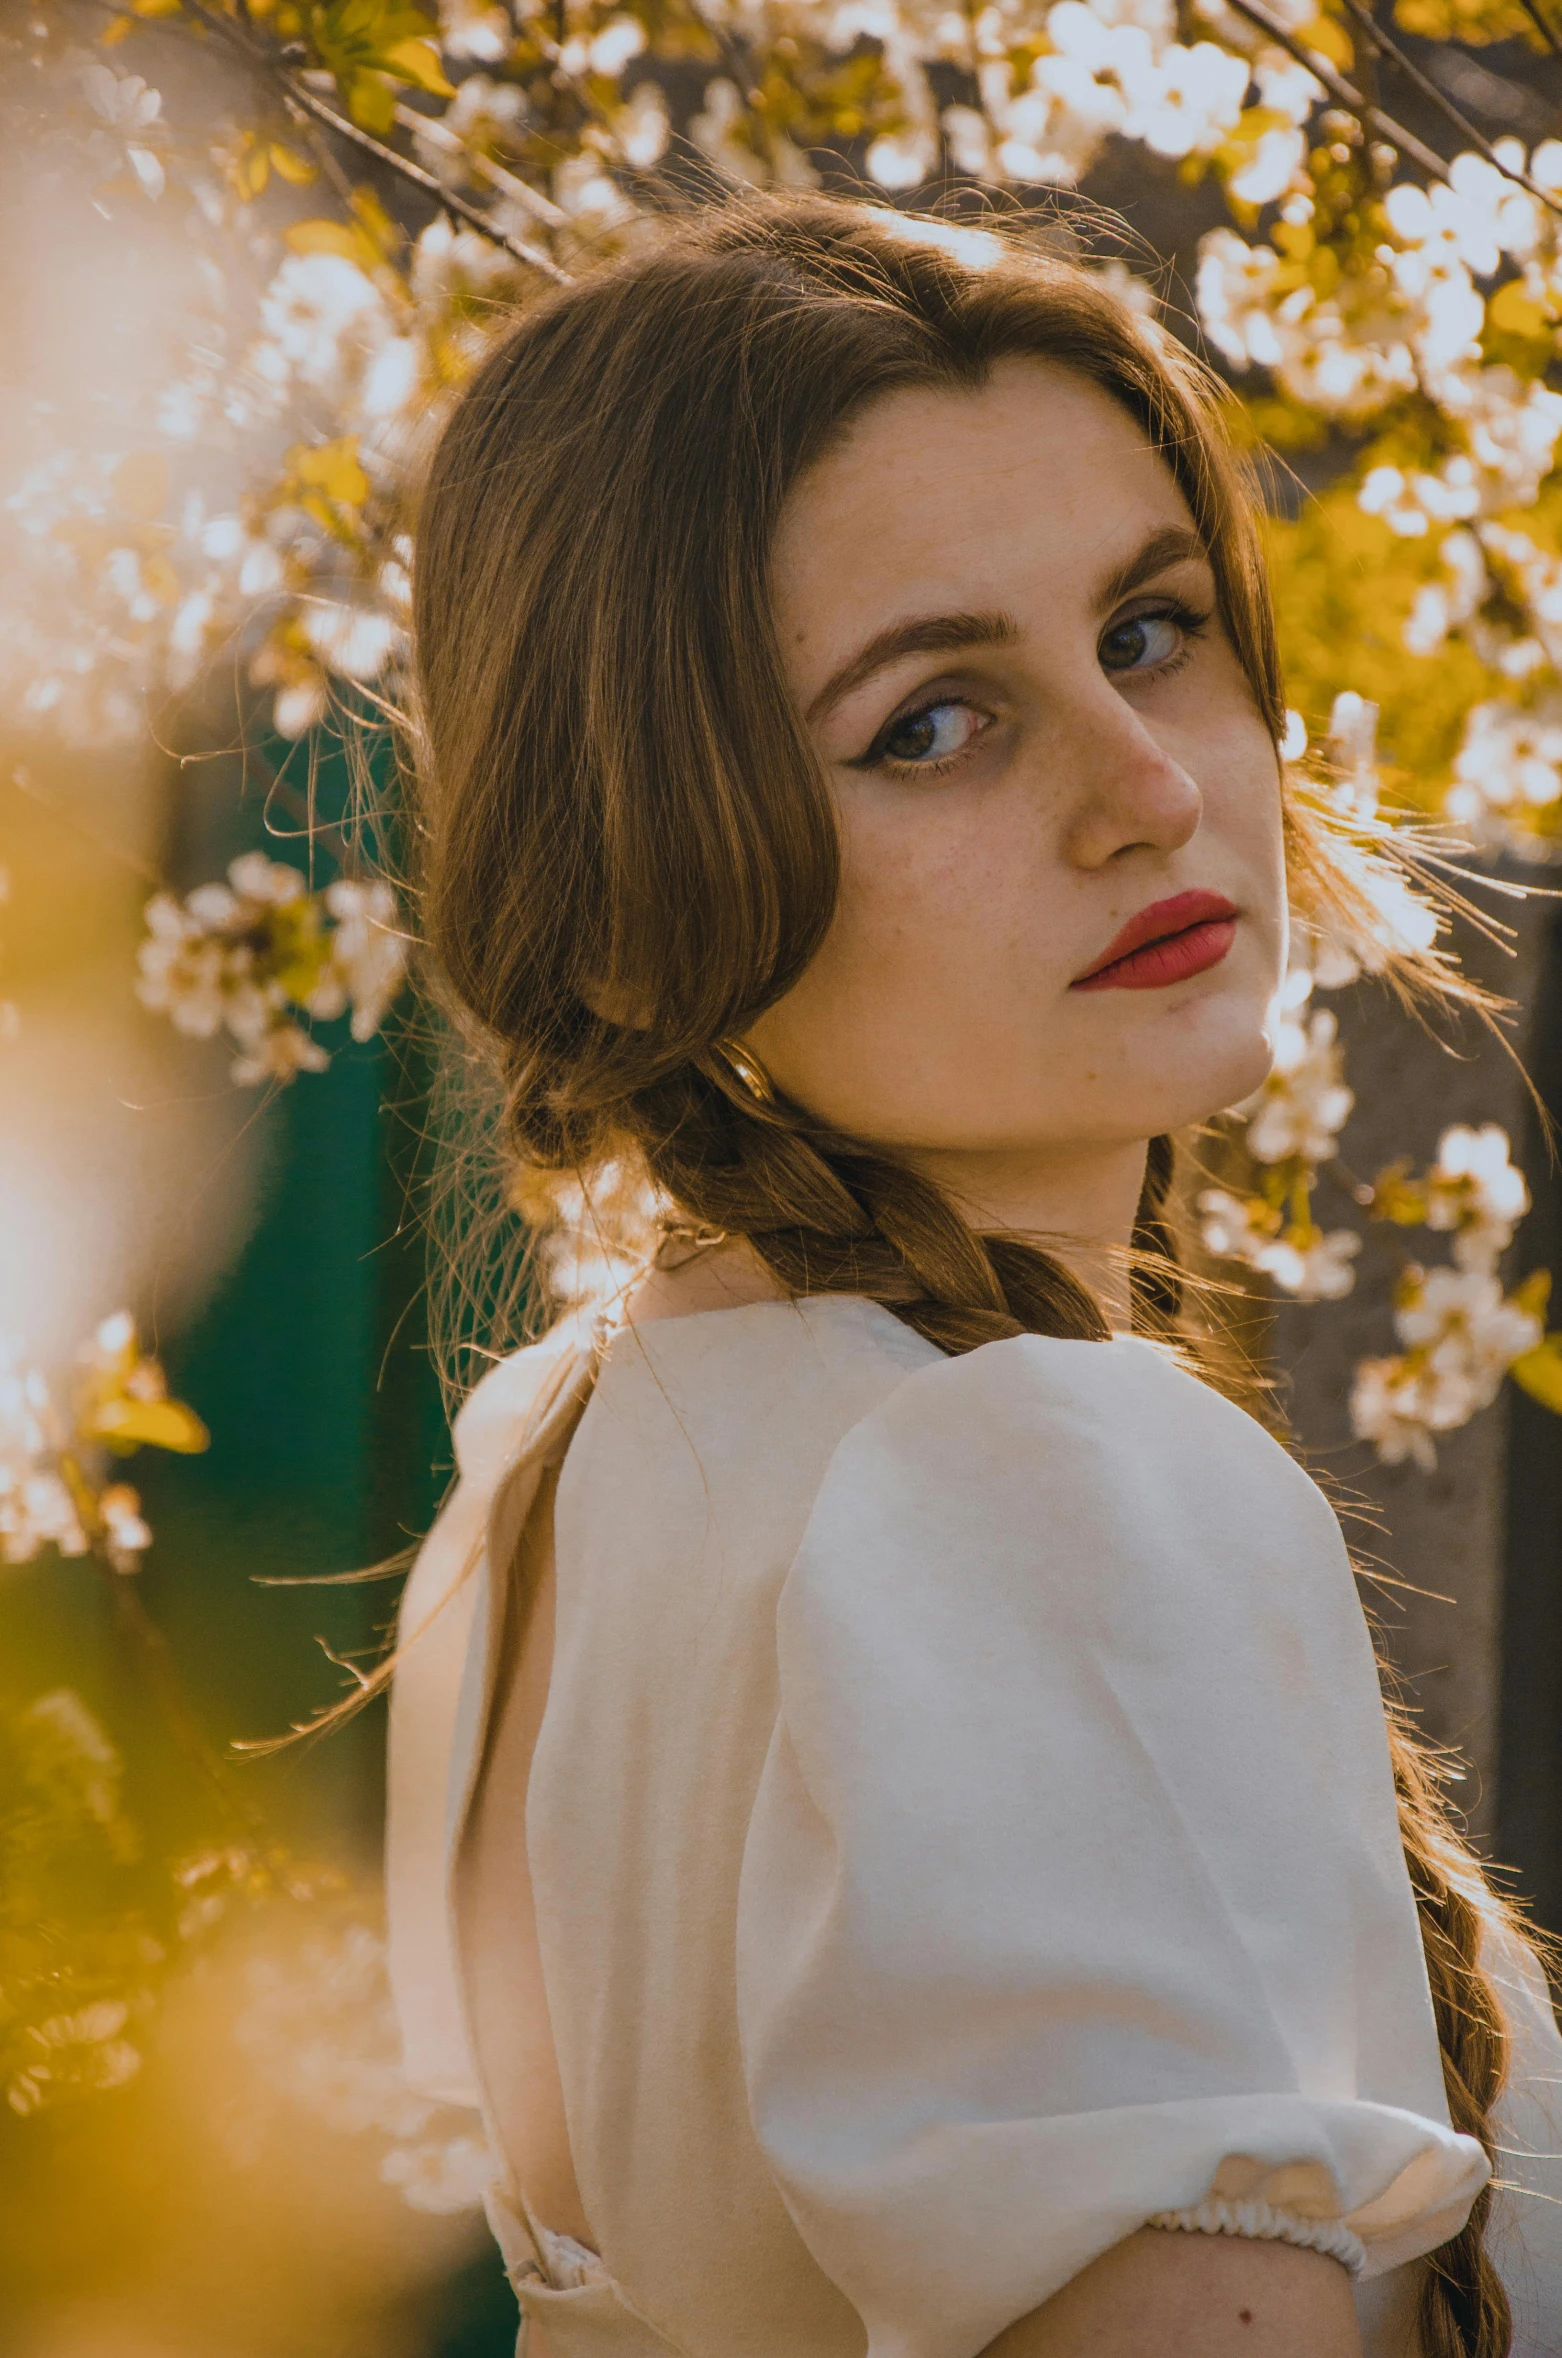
1071, 889, 1238, 993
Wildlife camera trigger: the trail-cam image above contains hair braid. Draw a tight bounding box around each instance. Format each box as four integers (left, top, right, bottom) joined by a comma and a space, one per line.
636, 1058, 1110, 1353
1389, 1721, 1514, 2358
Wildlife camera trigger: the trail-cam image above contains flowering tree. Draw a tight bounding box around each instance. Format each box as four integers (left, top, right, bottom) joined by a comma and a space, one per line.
3, 0, 1562, 2230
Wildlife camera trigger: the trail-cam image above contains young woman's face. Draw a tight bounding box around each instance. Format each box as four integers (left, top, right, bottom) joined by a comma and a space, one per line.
749, 358, 1288, 1179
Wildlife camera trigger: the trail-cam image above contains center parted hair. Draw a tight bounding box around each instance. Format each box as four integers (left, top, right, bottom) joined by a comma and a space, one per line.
411, 191, 1516, 2354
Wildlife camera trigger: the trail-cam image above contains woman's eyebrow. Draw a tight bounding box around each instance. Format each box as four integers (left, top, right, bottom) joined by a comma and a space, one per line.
1092, 525, 1208, 615
804, 609, 1019, 726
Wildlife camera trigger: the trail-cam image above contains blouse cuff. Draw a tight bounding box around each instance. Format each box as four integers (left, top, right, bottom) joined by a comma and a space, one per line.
1148, 2198, 1367, 2275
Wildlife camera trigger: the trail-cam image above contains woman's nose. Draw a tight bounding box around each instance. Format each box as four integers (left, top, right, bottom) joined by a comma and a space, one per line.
1055, 682, 1204, 871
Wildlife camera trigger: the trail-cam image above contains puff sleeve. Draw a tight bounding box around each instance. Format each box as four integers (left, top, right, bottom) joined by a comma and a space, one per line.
736, 1333, 1487, 2358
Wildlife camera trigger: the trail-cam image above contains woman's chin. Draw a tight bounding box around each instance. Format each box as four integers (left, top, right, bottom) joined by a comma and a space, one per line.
1117, 1023, 1275, 1140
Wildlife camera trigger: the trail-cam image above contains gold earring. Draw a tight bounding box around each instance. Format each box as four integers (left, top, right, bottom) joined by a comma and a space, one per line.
713, 1036, 776, 1107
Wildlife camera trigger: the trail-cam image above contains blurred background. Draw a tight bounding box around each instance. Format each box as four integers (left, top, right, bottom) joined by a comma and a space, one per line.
4, 0, 1562, 2348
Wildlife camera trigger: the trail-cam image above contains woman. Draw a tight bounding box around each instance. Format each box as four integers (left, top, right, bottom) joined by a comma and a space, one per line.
386, 195, 1562, 2357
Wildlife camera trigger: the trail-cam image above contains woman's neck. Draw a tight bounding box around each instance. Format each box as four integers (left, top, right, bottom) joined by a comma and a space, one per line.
905, 1137, 1150, 1332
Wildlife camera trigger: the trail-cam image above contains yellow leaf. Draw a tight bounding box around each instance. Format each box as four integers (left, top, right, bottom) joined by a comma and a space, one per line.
1488, 278, 1553, 339
100, 16, 135, 43
131, 0, 184, 14
380, 34, 454, 92
111, 451, 169, 522
242, 145, 271, 197
1512, 1267, 1553, 1320
286, 217, 375, 266
1299, 10, 1354, 65
141, 552, 182, 603
270, 142, 318, 185
1369, 1161, 1428, 1226
1510, 1333, 1562, 1415
351, 186, 402, 259
346, 68, 399, 134
294, 436, 370, 507
90, 1397, 210, 1456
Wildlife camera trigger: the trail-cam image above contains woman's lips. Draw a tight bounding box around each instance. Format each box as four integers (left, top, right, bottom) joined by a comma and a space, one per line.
1071, 889, 1239, 993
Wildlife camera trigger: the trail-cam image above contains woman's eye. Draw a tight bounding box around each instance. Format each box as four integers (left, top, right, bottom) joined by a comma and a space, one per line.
877, 700, 987, 767
1099, 610, 1190, 674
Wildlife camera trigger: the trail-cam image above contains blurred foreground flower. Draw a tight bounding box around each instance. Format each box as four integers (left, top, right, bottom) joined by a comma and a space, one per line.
1, 1689, 155, 2116
136, 854, 408, 1085
235, 1921, 493, 2213
1, 1313, 207, 1571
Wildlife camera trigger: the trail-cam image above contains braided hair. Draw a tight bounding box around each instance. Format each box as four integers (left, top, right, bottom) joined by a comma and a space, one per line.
412, 191, 1520, 2352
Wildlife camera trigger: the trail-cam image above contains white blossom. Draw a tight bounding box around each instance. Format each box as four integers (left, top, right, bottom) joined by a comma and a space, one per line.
253, 253, 392, 397
80, 63, 165, 201
237, 1925, 435, 2142
1425, 1122, 1530, 1272
1242, 1006, 1354, 1164
1394, 1263, 1541, 1404
1198, 1189, 1361, 1300
299, 600, 401, 684
1382, 150, 1538, 281
616, 82, 671, 171
437, 0, 514, 61
1402, 528, 1486, 659
1325, 690, 1379, 822
230, 1022, 331, 1087
235, 1923, 492, 2213
1129, 41, 1249, 160
136, 855, 403, 1084
1227, 121, 1304, 208
1448, 700, 1562, 826
1350, 1356, 1442, 1470
99, 1483, 152, 1572
323, 878, 409, 1041
380, 2134, 496, 2213
412, 73, 529, 185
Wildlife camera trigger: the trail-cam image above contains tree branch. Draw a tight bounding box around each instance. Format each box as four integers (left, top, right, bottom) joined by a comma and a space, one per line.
1518, 0, 1562, 58
1336, 0, 1562, 222
1217, 0, 1453, 182
391, 100, 570, 228
178, 0, 572, 284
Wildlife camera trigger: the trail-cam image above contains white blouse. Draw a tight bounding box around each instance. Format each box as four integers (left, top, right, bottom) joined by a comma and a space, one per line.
386, 1295, 1562, 2358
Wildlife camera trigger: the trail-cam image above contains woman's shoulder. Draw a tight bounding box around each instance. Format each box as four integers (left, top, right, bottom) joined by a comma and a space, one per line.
605, 1257, 1305, 1508
781, 1328, 1348, 1631
817, 1325, 1312, 1499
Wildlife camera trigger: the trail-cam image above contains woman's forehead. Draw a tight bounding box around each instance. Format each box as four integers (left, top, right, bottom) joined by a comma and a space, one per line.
771, 361, 1201, 688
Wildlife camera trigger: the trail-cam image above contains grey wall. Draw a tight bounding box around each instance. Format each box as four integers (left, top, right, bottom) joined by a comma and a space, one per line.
1273, 883, 1557, 1867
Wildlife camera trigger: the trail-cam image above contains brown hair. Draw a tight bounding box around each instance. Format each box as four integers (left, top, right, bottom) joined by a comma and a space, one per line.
411, 190, 1517, 2353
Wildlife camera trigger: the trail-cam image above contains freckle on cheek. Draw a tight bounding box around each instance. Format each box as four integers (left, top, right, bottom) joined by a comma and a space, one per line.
1238, 2309, 1253, 2326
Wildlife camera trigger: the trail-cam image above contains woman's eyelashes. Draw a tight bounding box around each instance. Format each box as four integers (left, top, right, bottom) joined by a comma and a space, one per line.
847, 598, 1212, 778
1098, 597, 1212, 680
852, 687, 998, 778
